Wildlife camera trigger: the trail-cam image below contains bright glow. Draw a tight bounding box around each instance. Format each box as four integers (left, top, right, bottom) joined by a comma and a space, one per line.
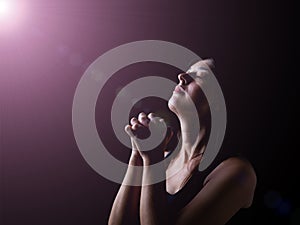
0, 1, 11, 16
0, 0, 28, 32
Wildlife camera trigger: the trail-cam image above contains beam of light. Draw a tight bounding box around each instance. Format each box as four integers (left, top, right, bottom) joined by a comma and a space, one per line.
0, 0, 11, 17
0, 0, 28, 33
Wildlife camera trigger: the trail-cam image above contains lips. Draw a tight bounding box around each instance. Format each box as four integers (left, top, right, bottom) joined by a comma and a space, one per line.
174, 85, 184, 93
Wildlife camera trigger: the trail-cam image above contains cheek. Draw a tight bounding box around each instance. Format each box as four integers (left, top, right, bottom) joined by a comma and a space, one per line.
187, 85, 202, 104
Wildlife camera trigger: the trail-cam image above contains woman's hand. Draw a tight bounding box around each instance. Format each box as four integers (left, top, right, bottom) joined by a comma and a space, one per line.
125, 112, 173, 164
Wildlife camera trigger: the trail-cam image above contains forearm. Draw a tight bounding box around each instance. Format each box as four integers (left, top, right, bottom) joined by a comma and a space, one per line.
108, 153, 143, 225
140, 158, 168, 225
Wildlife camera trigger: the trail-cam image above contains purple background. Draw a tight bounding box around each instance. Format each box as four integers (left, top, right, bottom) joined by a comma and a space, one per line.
1, 0, 296, 224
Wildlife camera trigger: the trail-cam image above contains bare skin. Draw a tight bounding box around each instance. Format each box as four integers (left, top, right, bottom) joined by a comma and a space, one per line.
108, 59, 257, 225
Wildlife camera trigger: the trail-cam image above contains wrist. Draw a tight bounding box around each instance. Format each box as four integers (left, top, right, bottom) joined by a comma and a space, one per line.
142, 156, 151, 166
129, 151, 143, 166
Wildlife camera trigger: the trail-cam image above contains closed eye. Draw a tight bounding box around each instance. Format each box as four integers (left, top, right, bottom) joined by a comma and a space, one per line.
196, 66, 209, 72
186, 72, 204, 86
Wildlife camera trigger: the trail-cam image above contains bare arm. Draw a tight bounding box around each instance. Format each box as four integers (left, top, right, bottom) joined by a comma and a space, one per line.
124, 112, 173, 225
108, 151, 143, 225
140, 158, 168, 225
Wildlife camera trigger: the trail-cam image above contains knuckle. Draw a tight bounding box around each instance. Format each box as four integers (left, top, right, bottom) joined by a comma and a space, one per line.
130, 117, 137, 123
139, 112, 146, 116
148, 112, 155, 118
124, 125, 130, 131
139, 113, 146, 119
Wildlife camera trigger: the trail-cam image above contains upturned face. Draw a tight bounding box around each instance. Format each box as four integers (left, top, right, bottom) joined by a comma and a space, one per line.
168, 59, 213, 118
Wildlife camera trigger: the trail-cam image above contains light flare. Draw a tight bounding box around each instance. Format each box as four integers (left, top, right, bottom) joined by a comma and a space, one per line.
0, 0, 11, 17
0, 0, 27, 32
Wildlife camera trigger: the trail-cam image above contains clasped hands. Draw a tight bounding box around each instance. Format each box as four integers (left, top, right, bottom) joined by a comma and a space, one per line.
125, 112, 173, 164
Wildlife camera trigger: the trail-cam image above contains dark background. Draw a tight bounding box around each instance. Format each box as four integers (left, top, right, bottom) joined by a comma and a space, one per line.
0, 0, 297, 224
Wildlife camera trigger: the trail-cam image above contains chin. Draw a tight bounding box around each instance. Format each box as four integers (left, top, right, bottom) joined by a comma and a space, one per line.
168, 95, 197, 118
168, 98, 177, 114
168, 97, 182, 116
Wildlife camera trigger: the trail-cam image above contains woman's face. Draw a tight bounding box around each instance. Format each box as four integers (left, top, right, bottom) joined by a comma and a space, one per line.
168, 60, 211, 118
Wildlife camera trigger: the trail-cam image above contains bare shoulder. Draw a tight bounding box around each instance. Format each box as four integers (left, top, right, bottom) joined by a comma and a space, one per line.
175, 157, 257, 224
204, 157, 257, 183
204, 156, 257, 208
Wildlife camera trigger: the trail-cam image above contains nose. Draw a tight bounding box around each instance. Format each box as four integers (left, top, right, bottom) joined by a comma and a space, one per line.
178, 73, 192, 85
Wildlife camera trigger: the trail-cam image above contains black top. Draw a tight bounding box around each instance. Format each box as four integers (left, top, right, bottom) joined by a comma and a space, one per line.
165, 151, 238, 223
166, 169, 204, 214
166, 165, 214, 215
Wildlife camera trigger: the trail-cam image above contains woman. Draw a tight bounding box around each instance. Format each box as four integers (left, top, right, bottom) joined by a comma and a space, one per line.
108, 59, 257, 225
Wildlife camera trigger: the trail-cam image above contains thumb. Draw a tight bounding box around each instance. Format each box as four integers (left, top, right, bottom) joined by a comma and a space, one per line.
165, 127, 174, 145
166, 127, 179, 152
125, 125, 135, 138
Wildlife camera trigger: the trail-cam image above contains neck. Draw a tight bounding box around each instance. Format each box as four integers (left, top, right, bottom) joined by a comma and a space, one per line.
174, 113, 210, 165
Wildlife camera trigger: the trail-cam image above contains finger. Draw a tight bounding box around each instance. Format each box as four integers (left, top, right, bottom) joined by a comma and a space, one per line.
138, 112, 149, 126
130, 117, 138, 126
131, 123, 142, 130
132, 125, 151, 139
125, 125, 135, 138
147, 112, 156, 120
